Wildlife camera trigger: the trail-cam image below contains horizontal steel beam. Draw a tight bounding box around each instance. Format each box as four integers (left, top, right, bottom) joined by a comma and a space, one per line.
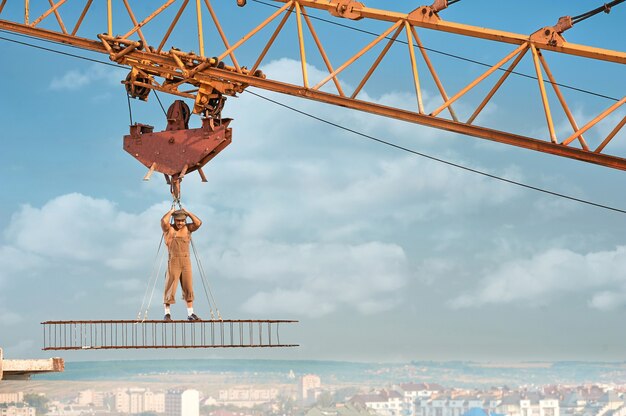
271, 0, 626, 64
42, 320, 299, 350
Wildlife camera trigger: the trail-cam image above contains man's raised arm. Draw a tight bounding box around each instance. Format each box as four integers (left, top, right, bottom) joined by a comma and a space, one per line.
161, 208, 174, 232
184, 209, 202, 232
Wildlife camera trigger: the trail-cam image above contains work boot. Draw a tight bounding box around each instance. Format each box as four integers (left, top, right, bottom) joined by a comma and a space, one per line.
164, 313, 172, 321
187, 313, 200, 321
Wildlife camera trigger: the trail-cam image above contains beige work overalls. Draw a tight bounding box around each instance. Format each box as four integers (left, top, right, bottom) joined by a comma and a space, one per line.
163, 226, 194, 304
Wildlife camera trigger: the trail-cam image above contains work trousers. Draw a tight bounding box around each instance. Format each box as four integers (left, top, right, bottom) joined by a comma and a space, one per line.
163, 255, 194, 304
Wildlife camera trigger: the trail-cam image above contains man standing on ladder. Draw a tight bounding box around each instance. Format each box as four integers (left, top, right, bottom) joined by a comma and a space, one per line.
161, 207, 202, 321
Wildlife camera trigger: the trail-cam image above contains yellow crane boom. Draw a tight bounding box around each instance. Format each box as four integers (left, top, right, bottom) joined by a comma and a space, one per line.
0, 0, 624, 169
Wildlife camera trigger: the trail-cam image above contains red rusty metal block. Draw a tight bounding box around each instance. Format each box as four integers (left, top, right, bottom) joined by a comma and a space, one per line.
123, 118, 232, 177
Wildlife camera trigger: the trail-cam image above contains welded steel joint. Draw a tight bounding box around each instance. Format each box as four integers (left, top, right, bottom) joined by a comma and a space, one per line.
530, 16, 572, 47
329, 0, 365, 20
408, 5, 442, 24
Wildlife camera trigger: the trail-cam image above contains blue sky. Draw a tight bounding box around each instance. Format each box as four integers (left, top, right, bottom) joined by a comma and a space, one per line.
0, 0, 625, 363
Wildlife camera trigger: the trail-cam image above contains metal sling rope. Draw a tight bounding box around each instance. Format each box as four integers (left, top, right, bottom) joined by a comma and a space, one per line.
190, 236, 222, 320
136, 234, 168, 321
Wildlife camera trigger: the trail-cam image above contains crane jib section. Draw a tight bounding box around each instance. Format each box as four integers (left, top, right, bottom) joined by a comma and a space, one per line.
0, 0, 624, 170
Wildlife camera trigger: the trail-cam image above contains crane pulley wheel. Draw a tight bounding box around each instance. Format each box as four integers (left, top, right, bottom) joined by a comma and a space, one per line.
125, 72, 151, 101
166, 100, 191, 131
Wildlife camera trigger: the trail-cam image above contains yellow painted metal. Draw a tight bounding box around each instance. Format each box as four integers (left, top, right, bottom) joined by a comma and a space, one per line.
218, 1, 293, 61
595, 117, 626, 153
313, 20, 402, 91
107, 0, 112, 35
302, 6, 344, 96
538, 53, 588, 150
196, 0, 204, 57
209, 67, 626, 171
204, 0, 241, 72
71, 0, 93, 36
31, 0, 66, 29
158, 0, 189, 52
270, 0, 626, 64
410, 26, 457, 120
122, 0, 148, 50
251, 4, 294, 73
431, 43, 528, 117
467, 47, 529, 125
351, 24, 402, 99
123, 0, 177, 40
562, 97, 626, 146
2, 1, 625, 173
47, 0, 68, 34
24, 0, 28, 24
405, 21, 423, 114
295, 2, 309, 88
530, 44, 557, 143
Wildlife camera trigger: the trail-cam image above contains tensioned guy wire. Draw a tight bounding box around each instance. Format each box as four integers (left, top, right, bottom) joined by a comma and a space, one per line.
572, 0, 625, 24
1, 32, 625, 214
245, 89, 626, 215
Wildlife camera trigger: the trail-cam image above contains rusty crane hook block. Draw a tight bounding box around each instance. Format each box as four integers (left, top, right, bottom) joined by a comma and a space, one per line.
123, 100, 232, 200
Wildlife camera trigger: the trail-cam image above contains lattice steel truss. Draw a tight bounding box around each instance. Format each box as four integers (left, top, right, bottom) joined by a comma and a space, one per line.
42, 320, 298, 350
0, 0, 624, 168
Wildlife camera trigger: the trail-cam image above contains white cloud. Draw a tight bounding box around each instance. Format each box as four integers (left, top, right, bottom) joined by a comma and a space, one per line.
231, 241, 409, 317
50, 69, 91, 90
49, 65, 122, 91
5, 193, 162, 266
448, 246, 626, 309
0, 246, 46, 283
184, 153, 522, 246
588, 289, 626, 311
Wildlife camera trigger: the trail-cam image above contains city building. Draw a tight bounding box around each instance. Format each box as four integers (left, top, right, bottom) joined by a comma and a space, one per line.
76, 389, 104, 407
115, 387, 165, 414
414, 393, 503, 416
165, 389, 199, 416
496, 393, 560, 416
0, 394, 23, 405
401, 384, 445, 401
0, 407, 36, 416
218, 387, 279, 407
351, 390, 403, 416
300, 374, 322, 404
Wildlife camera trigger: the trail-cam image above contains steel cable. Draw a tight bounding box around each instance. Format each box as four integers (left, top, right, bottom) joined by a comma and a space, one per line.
246, 89, 626, 215
136, 234, 166, 321
572, 0, 625, 24
191, 237, 222, 320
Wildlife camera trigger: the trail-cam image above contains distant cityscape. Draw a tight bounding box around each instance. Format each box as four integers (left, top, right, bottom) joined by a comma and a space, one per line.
2, 371, 626, 416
